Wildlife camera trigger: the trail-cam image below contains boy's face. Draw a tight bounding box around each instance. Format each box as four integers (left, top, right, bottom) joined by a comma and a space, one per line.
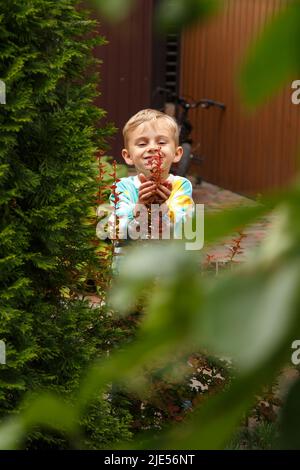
122, 120, 183, 179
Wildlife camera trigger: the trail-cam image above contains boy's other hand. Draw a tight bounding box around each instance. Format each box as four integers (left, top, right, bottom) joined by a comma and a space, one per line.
136, 173, 156, 205
155, 180, 172, 203
136, 174, 172, 208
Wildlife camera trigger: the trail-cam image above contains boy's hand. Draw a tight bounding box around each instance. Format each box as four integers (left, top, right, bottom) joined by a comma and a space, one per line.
134, 175, 173, 234
136, 173, 156, 205
135, 175, 172, 216
155, 180, 172, 203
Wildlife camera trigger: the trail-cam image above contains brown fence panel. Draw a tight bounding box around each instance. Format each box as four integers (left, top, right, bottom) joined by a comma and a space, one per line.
93, 0, 154, 160
180, 0, 300, 195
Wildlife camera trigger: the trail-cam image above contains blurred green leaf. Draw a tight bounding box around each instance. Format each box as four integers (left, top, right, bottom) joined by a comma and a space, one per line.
278, 378, 300, 449
203, 185, 300, 245
78, 243, 203, 408
155, 0, 221, 32
196, 203, 300, 372
109, 203, 300, 449
88, 0, 136, 22
205, 203, 268, 244
240, 0, 300, 107
132, 355, 286, 450
0, 419, 25, 450
109, 241, 199, 313
22, 394, 78, 434
197, 259, 300, 372
0, 395, 79, 449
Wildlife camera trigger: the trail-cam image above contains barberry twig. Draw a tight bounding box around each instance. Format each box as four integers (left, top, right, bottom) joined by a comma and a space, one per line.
147, 146, 164, 236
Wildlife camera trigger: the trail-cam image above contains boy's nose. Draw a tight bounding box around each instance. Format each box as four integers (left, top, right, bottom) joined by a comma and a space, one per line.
147, 145, 159, 154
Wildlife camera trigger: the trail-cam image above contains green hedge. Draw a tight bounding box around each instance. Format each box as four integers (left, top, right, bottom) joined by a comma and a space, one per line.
0, 0, 131, 448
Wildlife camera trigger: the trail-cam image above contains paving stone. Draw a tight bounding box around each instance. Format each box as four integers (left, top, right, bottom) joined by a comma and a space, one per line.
192, 179, 273, 267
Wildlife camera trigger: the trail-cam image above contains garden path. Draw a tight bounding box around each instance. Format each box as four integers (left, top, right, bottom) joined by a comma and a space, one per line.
192, 179, 273, 268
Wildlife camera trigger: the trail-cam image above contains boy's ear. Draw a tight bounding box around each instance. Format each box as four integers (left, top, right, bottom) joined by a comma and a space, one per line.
122, 148, 134, 165
173, 146, 183, 163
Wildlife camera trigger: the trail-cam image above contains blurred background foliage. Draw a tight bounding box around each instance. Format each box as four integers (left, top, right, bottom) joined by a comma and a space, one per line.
1, 0, 300, 449
90, 0, 220, 31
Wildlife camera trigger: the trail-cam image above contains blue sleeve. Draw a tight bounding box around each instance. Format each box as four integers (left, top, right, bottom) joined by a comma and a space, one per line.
109, 180, 137, 221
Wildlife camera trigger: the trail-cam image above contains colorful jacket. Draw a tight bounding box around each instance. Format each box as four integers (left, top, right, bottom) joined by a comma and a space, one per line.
109, 174, 194, 240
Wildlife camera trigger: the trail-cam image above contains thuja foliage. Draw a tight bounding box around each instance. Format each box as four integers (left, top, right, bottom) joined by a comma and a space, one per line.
0, 0, 132, 448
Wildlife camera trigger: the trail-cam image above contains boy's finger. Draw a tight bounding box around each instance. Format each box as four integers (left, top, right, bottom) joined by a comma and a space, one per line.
162, 180, 172, 189
138, 173, 151, 183
139, 173, 148, 183
139, 184, 156, 196
140, 190, 155, 201
156, 188, 168, 200
158, 185, 171, 196
140, 181, 156, 189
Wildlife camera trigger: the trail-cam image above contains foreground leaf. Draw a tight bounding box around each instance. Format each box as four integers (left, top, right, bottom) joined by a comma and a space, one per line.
89, 0, 136, 21
155, 0, 221, 32
240, 0, 300, 107
278, 378, 300, 449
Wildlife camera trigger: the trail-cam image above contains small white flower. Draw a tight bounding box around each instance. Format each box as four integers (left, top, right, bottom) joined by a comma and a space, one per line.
214, 373, 225, 381
190, 378, 208, 392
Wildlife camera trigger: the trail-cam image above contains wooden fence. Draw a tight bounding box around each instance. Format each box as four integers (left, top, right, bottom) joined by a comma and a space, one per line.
94, 0, 154, 160
180, 0, 300, 195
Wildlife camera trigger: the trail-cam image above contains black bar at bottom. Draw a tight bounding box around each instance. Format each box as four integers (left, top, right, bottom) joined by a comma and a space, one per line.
0, 450, 298, 467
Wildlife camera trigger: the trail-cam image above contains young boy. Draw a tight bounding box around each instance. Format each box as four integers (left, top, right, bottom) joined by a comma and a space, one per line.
109, 108, 194, 244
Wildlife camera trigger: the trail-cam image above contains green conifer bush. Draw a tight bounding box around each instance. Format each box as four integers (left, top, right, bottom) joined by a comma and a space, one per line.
0, 0, 131, 448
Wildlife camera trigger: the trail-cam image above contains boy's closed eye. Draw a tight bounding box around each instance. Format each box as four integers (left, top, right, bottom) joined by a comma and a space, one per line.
137, 142, 166, 147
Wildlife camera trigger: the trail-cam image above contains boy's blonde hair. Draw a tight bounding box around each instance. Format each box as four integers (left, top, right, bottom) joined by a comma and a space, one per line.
123, 109, 180, 148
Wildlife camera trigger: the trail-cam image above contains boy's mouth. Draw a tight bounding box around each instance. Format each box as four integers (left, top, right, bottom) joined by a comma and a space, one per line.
144, 153, 163, 160
143, 152, 165, 169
